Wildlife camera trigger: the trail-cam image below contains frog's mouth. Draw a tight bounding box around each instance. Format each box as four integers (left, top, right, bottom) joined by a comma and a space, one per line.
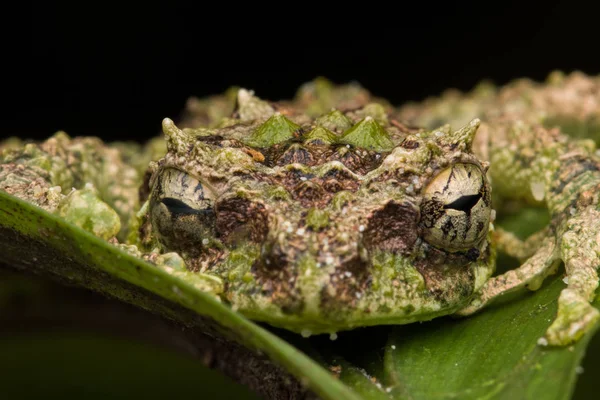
216, 228, 495, 336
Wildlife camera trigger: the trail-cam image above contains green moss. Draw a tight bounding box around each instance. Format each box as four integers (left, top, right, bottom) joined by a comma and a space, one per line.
306, 208, 330, 231
331, 191, 354, 211
303, 126, 338, 146
266, 185, 292, 201
246, 114, 300, 147
339, 117, 394, 152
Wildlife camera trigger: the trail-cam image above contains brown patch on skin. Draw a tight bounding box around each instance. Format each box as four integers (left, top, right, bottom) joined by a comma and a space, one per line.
400, 139, 420, 149
319, 168, 361, 194
251, 242, 304, 314
274, 144, 314, 166
193, 135, 226, 146
324, 146, 386, 175
271, 167, 361, 208
576, 183, 600, 207
321, 178, 346, 193
320, 255, 371, 312
550, 154, 600, 195
291, 181, 325, 207
215, 197, 269, 245
260, 142, 385, 175
414, 243, 485, 303
551, 181, 600, 231
183, 247, 225, 273
363, 201, 420, 254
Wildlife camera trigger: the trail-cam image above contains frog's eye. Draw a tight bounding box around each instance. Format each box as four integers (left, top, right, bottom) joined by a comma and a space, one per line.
420, 163, 491, 252
149, 168, 216, 256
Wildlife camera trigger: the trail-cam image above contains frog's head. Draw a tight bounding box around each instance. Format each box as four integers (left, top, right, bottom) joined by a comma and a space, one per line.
144, 91, 495, 334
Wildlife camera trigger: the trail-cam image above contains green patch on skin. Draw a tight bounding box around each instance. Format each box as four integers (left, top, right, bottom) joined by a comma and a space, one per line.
331, 191, 354, 211
303, 126, 338, 146
315, 110, 354, 133
246, 114, 301, 147
218, 244, 260, 285
370, 252, 425, 295
306, 208, 330, 231
57, 184, 120, 240
265, 185, 292, 201
339, 117, 394, 152
545, 289, 600, 346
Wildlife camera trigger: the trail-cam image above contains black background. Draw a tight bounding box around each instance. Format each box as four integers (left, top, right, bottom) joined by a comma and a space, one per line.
8, 2, 599, 142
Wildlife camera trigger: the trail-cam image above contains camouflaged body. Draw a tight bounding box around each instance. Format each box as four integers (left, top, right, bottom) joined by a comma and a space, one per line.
397, 71, 600, 144
395, 71, 600, 216
396, 71, 600, 345
0, 132, 140, 240
2, 73, 598, 344
139, 89, 495, 334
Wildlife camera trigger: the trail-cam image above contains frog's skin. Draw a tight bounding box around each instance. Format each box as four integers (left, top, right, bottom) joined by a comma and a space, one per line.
141, 110, 494, 336
397, 71, 600, 345
1, 72, 598, 346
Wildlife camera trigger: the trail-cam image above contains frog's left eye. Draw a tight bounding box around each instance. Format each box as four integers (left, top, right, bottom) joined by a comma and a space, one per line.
420, 163, 491, 252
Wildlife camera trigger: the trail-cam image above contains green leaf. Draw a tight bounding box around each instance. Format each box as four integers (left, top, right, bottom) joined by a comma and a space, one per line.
383, 274, 598, 400
0, 190, 359, 400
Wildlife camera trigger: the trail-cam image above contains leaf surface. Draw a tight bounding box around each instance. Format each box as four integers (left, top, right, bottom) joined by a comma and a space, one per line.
0, 191, 359, 400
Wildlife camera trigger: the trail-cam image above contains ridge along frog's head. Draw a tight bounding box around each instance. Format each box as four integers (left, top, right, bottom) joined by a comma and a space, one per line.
144, 92, 495, 334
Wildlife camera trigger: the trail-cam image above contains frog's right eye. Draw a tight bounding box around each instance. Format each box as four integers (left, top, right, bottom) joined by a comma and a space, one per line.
419, 163, 491, 252
149, 168, 216, 256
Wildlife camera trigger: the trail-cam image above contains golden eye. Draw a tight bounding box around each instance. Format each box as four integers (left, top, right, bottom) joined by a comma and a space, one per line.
420, 163, 491, 252
149, 168, 216, 255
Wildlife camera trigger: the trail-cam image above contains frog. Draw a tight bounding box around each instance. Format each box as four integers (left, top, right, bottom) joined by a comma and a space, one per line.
1, 73, 598, 347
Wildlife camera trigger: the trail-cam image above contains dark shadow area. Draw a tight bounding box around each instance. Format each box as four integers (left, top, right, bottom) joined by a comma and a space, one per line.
8, 1, 600, 142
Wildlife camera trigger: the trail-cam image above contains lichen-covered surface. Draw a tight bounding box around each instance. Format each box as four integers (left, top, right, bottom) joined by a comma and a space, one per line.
396, 71, 600, 143
397, 72, 600, 345
1, 72, 599, 346
141, 109, 494, 334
